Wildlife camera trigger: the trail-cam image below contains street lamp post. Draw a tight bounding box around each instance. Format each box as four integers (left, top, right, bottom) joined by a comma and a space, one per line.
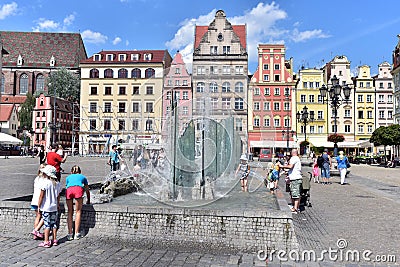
319, 75, 351, 156
297, 106, 315, 155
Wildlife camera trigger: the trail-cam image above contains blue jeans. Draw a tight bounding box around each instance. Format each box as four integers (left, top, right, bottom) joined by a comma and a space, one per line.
321, 166, 330, 178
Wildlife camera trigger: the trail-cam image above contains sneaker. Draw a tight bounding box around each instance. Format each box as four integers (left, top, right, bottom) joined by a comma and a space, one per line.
38, 241, 51, 248
31, 230, 43, 239
52, 239, 58, 246
74, 233, 82, 240
67, 234, 74, 241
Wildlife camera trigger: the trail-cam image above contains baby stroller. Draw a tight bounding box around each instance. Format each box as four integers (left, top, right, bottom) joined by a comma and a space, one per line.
300, 172, 312, 208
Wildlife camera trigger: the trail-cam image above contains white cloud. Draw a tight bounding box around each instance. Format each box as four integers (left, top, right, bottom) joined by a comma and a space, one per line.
113, 37, 122, 45
63, 13, 75, 26
0, 2, 17, 20
125, 40, 130, 46
32, 18, 60, 32
165, 1, 330, 68
81, 29, 108, 44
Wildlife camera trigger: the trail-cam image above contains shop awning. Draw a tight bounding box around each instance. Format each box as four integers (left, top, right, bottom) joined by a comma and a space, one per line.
309, 139, 370, 148
250, 140, 296, 148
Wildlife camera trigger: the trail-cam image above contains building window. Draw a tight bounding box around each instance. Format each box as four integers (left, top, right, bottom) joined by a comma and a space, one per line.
274, 74, 280, 82
183, 80, 188, 86
358, 125, 364, 133
264, 118, 270, 127
234, 98, 244, 110
209, 82, 218, 93
94, 54, 101, 61
358, 110, 364, 119
388, 95, 393, 103
223, 46, 230, 54
235, 119, 243, 131
90, 69, 99, 78
309, 82, 314, 88
210, 46, 217, 54
223, 66, 231, 74
254, 118, 260, 127
222, 98, 230, 109
273, 102, 280, 110
118, 120, 125, 131
366, 95, 372, 102
119, 86, 126, 95
1, 74, 4, 93
145, 68, 155, 78
104, 69, 113, 78
263, 75, 269, 81
132, 120, 139, 131
182, 106, 189, 115
131, 54, 139, 61
318, 95, 323, 103
318, 111, 323, 119
309, 95, 315, 103
146, 86, 153, 95
332, 125, 337, 133
254, 102, 260, 111
303, 82, 308, 88
89, 119, 96, 130
367, 110, 373, 119
254, 88, 260, 95
166, 91, 172, 100
20, 73, 28, 94
196, 82, 205, 93
263, 102, 270, 110
90, 86, 98, 95
211, 98, 218, 109
175, 80, 180, 86
104, 119, 111, 130
274, 118, 280, 127
284, 102, 289, 111
118, 54, 126, 61
210, 66, 218, 75
367, 125, 373, 133
175, 68, 181, 74
36, 74, 45, 92
318, 126, 323, 133
235, 66, 244, 74
197, 66, 205, 75
264, 88, 270, 95
300, 95, 306, 103
118, 102, 126, 113
378, 95, 384, 102
132, 86, 139, 95
235, 82, 244, 93
285, 118, 290, 128
263, 64, 269, 70
388, 111, 393, 118
366, 82, 371, 88
359, 82, 364, 88
379, 111, 384, 119
146, 102, 153, 113
344, 109, 351, 118
183, 91, 189, 100
145, 119, 153, 131
222, 82, 230, 92
274, 88, 280, 95
274, 64, 280, 70
388, 82, 392, 88
144, 53, 152, 60
118, 68, 128, 78
106, 54, 114, 61
132, 68, 141, 79
104, 102, 112, 113
104, 86, 112, 95
89, 102, 97, 113
132, 102, 140, 113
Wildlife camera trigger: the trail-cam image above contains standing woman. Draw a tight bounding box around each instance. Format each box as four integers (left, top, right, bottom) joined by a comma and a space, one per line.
65, 165, 90, 240
336, 151, 349, 185
37, 145, 46, 165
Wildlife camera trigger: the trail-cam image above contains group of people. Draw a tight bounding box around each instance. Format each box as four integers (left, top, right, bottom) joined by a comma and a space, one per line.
31, 143, 91, 248
312, 149, 350, 185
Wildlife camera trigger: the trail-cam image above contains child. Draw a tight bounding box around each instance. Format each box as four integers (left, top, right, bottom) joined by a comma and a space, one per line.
37, 165, 62, 248
31, 164, 46, 239
312, 160, 320, 183
271, 159, 281, 190
235, 154, 250, 192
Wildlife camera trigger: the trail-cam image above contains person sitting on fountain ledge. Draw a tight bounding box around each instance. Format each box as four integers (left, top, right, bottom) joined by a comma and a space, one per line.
235, 155, 250, 192
108, 145, 123, 171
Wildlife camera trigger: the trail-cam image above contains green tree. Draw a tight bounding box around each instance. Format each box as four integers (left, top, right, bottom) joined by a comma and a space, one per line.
18, 92, 36, 129
46, 67, 80, 102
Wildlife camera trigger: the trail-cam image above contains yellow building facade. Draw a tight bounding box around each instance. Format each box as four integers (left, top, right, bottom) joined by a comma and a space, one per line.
79, 50, 172, 155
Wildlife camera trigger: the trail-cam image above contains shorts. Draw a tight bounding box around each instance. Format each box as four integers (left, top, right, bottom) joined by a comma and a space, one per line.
321, 166, 331, 178
289, 179, 302, 199
31, 205, 38, 211
42, 211, 58, 229
240, 171, 249, 180
66, 186, 84, 200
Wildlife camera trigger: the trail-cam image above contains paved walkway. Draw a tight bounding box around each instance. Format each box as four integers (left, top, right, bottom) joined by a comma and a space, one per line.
0, 157, 399, 266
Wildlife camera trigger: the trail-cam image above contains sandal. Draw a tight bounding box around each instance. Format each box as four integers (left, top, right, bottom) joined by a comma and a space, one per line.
290, 208, 298, 214
38, 241, 52, 248
31, 230, 43, 239
52, 239, 58, 246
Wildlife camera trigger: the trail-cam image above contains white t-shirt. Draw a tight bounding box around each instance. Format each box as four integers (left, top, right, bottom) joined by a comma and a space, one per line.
39, 179, 61, 212
31, 176, 44, 206
288, 156, 302, 180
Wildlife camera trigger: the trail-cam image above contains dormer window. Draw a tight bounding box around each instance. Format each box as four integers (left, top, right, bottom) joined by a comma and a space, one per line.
118, 54, 126, 61
50, 55, 56, 67
17, 54, 23, 66
94, 54, 101, 61
106, 54, 114, 61
144, 53, 152, 60
217, 33, 223, 41
131, 54, 139, 60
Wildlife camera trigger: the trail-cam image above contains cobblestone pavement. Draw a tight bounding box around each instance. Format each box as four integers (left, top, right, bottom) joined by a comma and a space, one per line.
1, 157, 400, 266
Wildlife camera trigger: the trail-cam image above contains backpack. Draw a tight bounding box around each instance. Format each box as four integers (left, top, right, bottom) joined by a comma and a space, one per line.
317, 156, 324, 167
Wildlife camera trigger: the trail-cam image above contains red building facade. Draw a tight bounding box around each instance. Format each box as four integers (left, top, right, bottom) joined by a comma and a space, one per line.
248, 44, 297, 156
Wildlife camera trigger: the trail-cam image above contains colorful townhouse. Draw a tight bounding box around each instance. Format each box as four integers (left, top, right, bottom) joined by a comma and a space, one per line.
391, 34, 400, 125
79, 50, 172, 155
374, 61, 394, 128
248, 44, 297, 156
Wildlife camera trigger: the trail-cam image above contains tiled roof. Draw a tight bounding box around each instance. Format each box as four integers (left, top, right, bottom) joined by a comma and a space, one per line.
194, 25, 247, 50
0, 104, 14, 122
1, 31, 87, 68
1, 95, 27, 105
81, 50, 172, 65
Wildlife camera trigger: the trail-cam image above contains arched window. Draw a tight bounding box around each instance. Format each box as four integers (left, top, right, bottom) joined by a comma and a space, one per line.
222, 82, 230, 92
118, 68, 128, 78
1, 74, 4, 93
36, 74, 45, 92
104, 69, 114, 78
235, 82, 244, 93
196, 82, 205, 93
90, 69, 99, 78
131, 68, 141, 79
20, 73, 28, 94
209, 82, 218, 93
145, 68, 155, 78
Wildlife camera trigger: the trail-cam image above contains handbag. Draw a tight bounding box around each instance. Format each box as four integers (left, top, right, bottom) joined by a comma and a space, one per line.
346, 158, 351, 168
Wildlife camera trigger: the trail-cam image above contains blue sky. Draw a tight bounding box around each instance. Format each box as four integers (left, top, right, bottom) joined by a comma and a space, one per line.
1, 0, 400, 75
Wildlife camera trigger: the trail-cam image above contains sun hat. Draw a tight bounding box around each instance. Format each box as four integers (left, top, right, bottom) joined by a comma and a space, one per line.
40, 165, 57, 179
339, 151, 344, 155
240, 154, 248, 161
